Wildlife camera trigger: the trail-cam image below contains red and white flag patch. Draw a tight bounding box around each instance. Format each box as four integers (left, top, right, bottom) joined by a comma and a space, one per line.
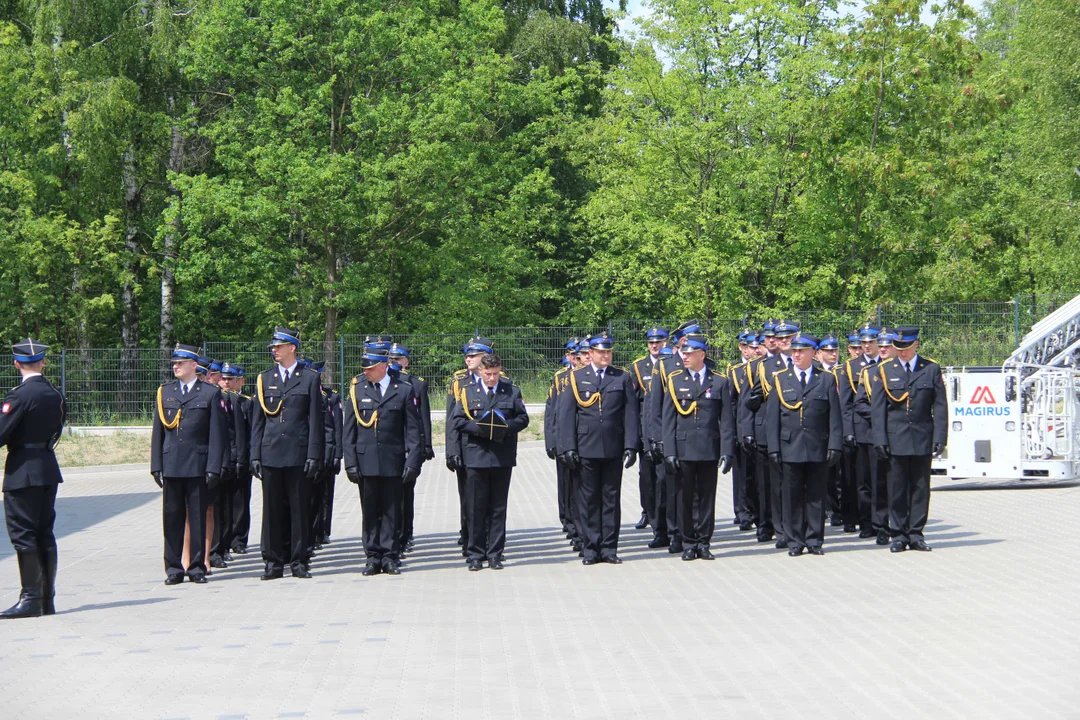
1, 403, 10, 414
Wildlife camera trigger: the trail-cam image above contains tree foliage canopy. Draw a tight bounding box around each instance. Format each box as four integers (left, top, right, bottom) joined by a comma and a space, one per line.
0, 0, 1075, 353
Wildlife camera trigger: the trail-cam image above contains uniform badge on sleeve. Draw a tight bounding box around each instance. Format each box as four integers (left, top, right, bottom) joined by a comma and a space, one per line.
1, 403, 9, 414
220, 399, 226, 409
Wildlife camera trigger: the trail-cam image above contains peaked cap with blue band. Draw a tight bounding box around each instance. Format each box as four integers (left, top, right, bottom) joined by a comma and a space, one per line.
12, 338, 48, 363
269, 327, 301, 347
817, 333, 840, 350
672, 320, 702, 341
221, 362, 245, 378
171, 343, 200, 362
892, 327, 919, 348
589, 332, 614, 350
645, 326, 669, 341
790, 332, 818, 350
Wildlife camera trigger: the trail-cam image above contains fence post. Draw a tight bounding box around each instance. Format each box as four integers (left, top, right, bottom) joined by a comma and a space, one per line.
339, 335, 346, 399
60, 347, 66, 399
1013, 295, 1021, 348
875, 304, 881, 326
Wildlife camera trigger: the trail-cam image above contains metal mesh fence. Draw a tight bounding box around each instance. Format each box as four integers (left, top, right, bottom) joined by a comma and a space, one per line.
0, 295, 1074, 424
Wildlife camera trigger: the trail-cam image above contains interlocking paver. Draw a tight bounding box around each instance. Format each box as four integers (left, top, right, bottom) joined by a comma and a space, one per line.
0, 447, 1077, 719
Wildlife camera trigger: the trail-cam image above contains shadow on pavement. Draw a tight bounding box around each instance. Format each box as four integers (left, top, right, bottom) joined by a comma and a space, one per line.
0, 492, 159, 557
60, 596, 175, 615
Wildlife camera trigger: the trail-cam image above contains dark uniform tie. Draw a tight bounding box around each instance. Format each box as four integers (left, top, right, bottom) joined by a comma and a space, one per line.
787, 357, 794, 372
800, 371, 806, 387
181, 383, 187, 396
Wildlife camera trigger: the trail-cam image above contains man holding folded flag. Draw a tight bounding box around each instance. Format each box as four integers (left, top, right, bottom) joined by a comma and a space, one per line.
449, 354, 530, 571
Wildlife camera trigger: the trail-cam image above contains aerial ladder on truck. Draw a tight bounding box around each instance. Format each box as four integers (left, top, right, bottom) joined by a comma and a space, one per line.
934, 294, 1080, 482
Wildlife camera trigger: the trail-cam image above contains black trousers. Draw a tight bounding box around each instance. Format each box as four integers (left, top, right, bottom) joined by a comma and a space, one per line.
887, 454, 932, 543
856, 443, 890, 532
211, 473, 235, 560
665, 458, 680, 542
840, 447, 859, 527
321, 475, 336, 539
5, 484, 58, 552
826, 461, 842, 520
556, 460, 575, 535
782, 461, 827, 550
568, 465, 583, 542
230, 470, 253, 549
261, 465, 310, 571
401, 477, 417, 542
308, 472, 331, 550
736, 445, 758, 524
576, 457, 622, 559
455, 466, 469, 541
756, 446, 784, 542
466, 467, 512, 561
162, 476, 206, 577
650, 458, 669, 540
360, 476, 402, 567
677, 460, 719, 550
638, 450, 656, 521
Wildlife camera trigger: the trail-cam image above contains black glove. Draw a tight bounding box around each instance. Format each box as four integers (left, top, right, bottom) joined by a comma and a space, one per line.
236, 463, 249, 477
424, 446, 436, 462
402, 466, 419, 483
647, 441, 661, 464
546, 447, 557, 460
932, 442, 944, 458
151, 471, 163, 489
206, 472, 221, 490
827, 449, 841, 467
304, 459, 319, 478
719, 455, 733, 474
332, 459, 342, 475
623, 449, 636, 469
746, 386, 764, 412
875, 445, 891, 461
346, 466, 361, 484
844, 435, 856, 450
663, 455, 681, 475
741, 436, 755, 453
251, 460, 263, 479
559, 451, 580, 470
445, 455, 460, 472
220, 465, 234, 482
769, 452, 782, 472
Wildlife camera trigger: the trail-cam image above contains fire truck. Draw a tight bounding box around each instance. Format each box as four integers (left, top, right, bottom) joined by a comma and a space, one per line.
933, 295, 1080, 482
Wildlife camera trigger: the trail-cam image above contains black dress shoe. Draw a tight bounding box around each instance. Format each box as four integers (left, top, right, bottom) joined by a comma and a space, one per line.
224, 551, 234, 562
291, 566, 312, 579
383, 563, 401, 575
321, 537, 331, 545
830, 516, 844, 527
489, 558, 504, 569
697, 547, 715, 560
582, 557, 597, 566
808, 547, 825, 556
164, 574, 184, 586
738, 520, 754, 532
634, 513, 649, 530
890, 541, 908, 553
756, 532, 774, 543
775, 540, 786, 550
909, 540, 932, 552
681, 548, 696, 561
210, 558, 227, 569
457, 536, 465, 546
361, 564, 381, 576
260, 568, 284, 581
601, 555, 622, 565
232, 545, 248, 554
467, 560, 483, 571
788, 547, 804, 556
572, 541, 583, 552
669, 540, 684, 554
189, 574, 208, 584
876, 531, 892, 546
859, 529, 875, 539
843, 525, 857, 533
648, 536, 671, 549
461, 548, 468, 558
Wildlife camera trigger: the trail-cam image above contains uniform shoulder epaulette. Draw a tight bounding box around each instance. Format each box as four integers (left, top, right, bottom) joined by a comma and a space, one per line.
632, 355, 648, 365
160, 380, 173, 387
822, 367, 837, 377
351, 376, 360, 385
452, 368, 468, 378
612, 364, 627, 373
416, 375, 425, 382
922, 356, 938, 365
668, 368, 684, 379
240, 393, 251, 400
555, 366, 569, 377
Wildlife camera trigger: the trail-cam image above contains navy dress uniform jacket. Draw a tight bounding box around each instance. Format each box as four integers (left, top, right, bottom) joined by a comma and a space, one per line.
249, 366, 325, 468
543, 367, 570, 455
323, 388, 344, 465
343, 372, 423, 477
631, 356, 663, 448
400, 372, 433, 455
870, 357, 948, 455
449, 380, 530, 468
0, 376, 66, 491
765, 368, 843, 463
839, 356, 880, 442
556, 365, 640, 460
661, 368, 736, 461
151, 379, 228, 478
645, 354, 684, 448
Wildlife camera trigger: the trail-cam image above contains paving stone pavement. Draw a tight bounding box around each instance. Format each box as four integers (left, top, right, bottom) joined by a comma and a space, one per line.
1, 446, 1078, 719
